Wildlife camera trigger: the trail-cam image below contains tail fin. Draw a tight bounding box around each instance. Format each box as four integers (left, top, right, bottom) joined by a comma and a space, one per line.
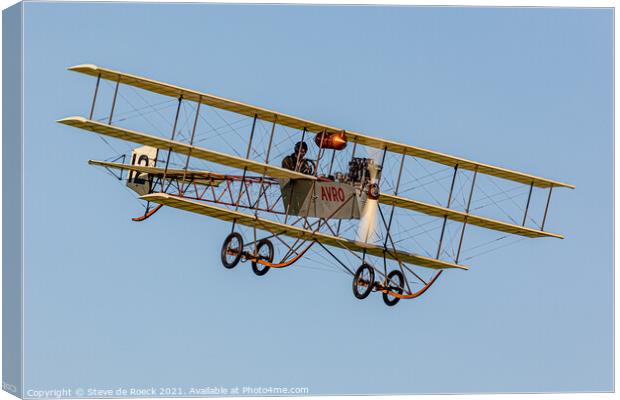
126, 146, 158, 196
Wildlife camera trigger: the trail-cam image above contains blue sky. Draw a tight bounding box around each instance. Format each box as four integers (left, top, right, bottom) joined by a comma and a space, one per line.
21, 3, 612, 395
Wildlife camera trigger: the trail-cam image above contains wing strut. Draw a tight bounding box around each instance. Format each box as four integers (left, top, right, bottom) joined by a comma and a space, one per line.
436, 164, 459, 258
455, 167, 478, 264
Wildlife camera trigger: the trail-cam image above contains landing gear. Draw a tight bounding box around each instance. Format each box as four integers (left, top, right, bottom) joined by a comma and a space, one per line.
352, 263, 375, 300
221, 233, 276, 275
252, 239, 274, 276
382, 270, 404, 306
221, 232, 243, 269
352, 264, 406, 306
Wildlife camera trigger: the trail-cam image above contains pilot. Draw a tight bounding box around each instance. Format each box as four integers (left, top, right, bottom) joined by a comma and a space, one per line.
282, 141, 312, 174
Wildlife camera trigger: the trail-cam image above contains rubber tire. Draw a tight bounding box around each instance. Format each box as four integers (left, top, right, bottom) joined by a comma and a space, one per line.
251, 239, 274, 276
352, 263, 375, 300
382, 270, 404, 306
221, 232, 243, 269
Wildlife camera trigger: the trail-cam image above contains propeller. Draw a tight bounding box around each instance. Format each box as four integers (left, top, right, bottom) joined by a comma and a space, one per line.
356, 157, 381, 244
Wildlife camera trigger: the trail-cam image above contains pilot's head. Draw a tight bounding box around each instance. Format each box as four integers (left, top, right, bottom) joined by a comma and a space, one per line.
294, 141, 308, 157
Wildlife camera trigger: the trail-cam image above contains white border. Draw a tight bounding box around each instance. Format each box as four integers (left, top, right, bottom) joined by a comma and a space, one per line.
0, 1, 615, 400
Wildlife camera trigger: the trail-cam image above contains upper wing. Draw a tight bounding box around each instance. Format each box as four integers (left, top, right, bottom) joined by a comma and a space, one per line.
58, 117, 316, 181
141, 193, 469, 271
68, 64, 574, 189
379, 193, 563, 239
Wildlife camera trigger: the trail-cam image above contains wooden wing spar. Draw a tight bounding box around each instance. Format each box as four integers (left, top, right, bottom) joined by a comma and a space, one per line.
68, 64, 574, 189
141, 193, 468, 271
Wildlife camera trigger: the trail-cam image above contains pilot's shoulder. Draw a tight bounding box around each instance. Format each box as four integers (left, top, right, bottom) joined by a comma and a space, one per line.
281, 155, 293, 167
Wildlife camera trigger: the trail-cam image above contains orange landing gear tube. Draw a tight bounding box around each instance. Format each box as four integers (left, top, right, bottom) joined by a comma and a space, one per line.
382, 270, 443, 299
252, 242, 315, 269
132, 204, 164, 222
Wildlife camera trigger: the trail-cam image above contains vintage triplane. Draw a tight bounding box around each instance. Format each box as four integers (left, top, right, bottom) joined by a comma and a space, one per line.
58, 64, 574, 306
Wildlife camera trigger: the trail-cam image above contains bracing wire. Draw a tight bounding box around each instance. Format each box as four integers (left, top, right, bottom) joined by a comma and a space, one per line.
89, 83, 543, 273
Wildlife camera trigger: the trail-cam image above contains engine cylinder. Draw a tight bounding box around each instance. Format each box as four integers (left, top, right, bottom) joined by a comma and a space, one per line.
315, 131, 347, 150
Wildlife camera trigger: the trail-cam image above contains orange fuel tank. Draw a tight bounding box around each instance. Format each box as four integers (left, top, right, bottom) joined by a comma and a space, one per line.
315, 131, 347, 150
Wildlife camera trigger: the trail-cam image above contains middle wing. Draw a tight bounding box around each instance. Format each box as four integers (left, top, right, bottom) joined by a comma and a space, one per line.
58, 116, 315, 181
379, 193, 563, 239
141, 193, 469, 271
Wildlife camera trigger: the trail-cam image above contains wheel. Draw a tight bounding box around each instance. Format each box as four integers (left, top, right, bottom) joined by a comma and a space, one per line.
251, 239, 274, 276
382, 270, 404, 306
352, 263, 375, 300
221, 232, 243, 269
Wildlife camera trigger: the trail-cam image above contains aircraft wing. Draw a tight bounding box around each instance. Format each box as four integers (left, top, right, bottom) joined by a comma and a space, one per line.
379, 193, 563, 239
68, 64, 574, 189
141, 193, 469, 271
88, 159, 223, 186
58, 117, 316, 181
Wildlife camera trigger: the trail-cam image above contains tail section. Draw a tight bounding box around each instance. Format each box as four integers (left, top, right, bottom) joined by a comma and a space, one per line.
126, 146, 158, 195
